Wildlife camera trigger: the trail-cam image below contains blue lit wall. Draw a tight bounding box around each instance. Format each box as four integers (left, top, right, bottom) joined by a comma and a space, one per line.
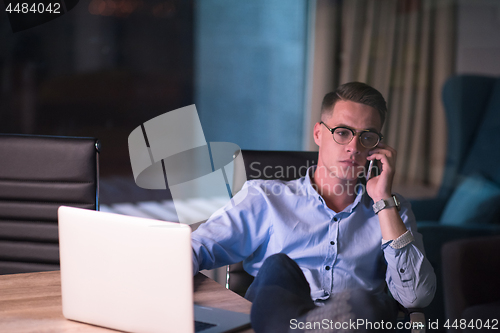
195, 0, 308, 150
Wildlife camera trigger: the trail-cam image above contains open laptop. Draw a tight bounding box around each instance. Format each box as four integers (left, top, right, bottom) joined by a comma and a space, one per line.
58, 206, 251, 333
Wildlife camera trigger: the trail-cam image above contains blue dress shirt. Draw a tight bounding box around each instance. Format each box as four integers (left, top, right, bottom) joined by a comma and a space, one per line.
191, 166, 436, 308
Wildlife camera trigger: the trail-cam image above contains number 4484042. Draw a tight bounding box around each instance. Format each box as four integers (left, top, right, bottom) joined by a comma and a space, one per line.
444, 319, 498, 330
5, 3, 61, 14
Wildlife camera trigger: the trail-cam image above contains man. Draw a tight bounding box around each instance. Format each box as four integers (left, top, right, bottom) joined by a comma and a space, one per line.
191, 82, 436, 332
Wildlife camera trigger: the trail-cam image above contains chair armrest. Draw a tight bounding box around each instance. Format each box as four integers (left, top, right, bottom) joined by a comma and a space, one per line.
410, 198, 448, 221
227, 262, 254, 297
418, 223, 500, 268
409, 310, 426, 333
397, 304, 426, 333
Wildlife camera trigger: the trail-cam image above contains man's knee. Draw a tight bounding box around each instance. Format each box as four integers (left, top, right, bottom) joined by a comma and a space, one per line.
259, 253, 304, 279
258, 253, 308, 288
262, 253, 293, 268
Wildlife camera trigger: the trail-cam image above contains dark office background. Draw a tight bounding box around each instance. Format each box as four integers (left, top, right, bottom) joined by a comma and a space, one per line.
0, 0, 309, 178
2, 0, 500, 188
1, 0, 194, 177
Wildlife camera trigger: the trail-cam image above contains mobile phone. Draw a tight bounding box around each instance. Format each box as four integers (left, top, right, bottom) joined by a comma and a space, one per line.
366, 160, 374, 181
366, 160, 381, 181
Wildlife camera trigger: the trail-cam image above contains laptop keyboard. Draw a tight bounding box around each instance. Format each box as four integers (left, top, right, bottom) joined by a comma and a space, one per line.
195, 320, 217, 332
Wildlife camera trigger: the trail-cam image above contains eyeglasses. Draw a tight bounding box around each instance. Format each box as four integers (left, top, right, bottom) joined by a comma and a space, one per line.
320, 121, 383, 149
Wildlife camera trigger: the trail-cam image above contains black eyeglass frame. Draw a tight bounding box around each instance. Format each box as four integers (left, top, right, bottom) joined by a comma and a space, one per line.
320, 121, 383, 148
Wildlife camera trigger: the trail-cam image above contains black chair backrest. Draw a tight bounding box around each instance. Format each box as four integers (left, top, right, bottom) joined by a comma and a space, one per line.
242, 150, 318, 181
0, 134, 99, 274
227, 150, 318, 295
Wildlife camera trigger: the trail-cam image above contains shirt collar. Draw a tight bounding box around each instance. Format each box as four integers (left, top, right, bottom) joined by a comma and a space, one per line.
303, 165, 364, 213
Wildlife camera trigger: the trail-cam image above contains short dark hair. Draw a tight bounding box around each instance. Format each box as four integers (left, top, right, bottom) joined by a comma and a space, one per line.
321, 82, 387, 126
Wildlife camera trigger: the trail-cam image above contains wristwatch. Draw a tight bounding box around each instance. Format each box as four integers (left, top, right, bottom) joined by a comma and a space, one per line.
373, 195, 401, 214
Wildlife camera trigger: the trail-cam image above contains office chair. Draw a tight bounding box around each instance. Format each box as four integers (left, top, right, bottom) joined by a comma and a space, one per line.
0, 134, 99, 275
227, 150, 425, 332
412, 75, 500, 221
410, 75, 500, 326
227, 150, 318, 294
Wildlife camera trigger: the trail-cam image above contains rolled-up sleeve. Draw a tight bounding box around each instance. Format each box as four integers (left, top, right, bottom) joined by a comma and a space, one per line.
191, 182, 271, 275
383, 195, 436, 308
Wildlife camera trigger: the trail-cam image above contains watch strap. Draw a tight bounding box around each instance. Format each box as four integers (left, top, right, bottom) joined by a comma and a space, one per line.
373, 195, 400, 214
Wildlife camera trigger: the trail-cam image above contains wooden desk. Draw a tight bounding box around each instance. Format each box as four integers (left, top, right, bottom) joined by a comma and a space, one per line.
0, 271, 253, 333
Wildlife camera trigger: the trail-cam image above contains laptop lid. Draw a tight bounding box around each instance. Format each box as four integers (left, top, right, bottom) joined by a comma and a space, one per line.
58, 206, 194, 333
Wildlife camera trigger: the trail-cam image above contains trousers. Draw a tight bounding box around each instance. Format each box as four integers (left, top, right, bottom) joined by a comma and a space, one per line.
245, 253, 398, 333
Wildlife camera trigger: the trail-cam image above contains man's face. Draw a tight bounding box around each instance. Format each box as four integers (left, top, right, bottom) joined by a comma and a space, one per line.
313, 100, 382, 181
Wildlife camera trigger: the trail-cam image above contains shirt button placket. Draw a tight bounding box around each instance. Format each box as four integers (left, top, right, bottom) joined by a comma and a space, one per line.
331, 216, 338, 248
330, 215, 340, 294
324, 215, 337, 294
331, 217, 337, 246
